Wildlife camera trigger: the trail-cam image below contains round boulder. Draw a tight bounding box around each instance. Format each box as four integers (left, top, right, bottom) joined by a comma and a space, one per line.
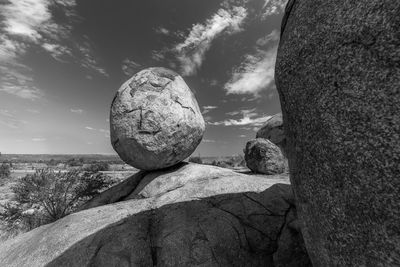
256, 113, 286, 155
110, 67, 205, 170
244, 138, 286, 174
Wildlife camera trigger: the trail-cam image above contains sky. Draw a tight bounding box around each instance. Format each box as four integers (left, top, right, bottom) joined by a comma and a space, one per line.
0, 0, 286, 156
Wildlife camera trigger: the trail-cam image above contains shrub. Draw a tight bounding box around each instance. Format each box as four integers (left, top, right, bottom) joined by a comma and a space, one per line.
84, 162, 109, 172
0, 163, 11, 179
66, 158, 84, 167
188, 156, 203, 164
0, 169, 114, 234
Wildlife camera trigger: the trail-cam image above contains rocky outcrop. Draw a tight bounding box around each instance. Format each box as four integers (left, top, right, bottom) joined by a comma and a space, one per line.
110, 67, 205, 170
256, 113, 286, 156
244, 138, 286, 174
276, 0, 400, 266
0, 163, 310, 267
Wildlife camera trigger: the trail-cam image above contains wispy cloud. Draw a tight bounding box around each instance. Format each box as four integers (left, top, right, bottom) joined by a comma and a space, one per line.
262, 0, 288, 18
84, 126, 110, 138
202, 139, 216, 143
224, 30, 279, 97
0, 0, 107, 99
175, 6, 247, 76
202, 105, 218, 115
32, 138, 46, 142
155, 26, 170, 35
0, 109, 27, 129
209, 115, 271, 127
70, 108, 84, 114
26, 109, 40, 114
99, 129, 110, 138
121, 58, 141, 76
210, 108, 271, 127
76, 40, 108, 77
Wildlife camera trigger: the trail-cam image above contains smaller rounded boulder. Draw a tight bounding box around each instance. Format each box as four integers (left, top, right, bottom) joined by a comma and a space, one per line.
110, 67, 205, 170
244, 138, 286, 174
256, 113, 286, 155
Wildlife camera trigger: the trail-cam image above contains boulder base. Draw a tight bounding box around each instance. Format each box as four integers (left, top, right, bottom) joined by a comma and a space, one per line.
0, 163, 310, 267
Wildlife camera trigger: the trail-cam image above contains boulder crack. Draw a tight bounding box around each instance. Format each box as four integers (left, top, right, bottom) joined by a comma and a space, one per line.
174, 99, 195, 114
243, 193, 283, 216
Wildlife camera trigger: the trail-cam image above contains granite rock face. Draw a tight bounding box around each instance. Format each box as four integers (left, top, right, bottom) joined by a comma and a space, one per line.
256, 113, 286, 156
110, 67, 205, 170
0, 163, 311, 267
276, 1, 400, 266
244, 138, 286, 174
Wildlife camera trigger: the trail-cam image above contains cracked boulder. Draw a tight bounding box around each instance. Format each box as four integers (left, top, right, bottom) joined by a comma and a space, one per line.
0, 163, 311, 267
245, 138, 286, 174
256, 113, 286, 156
110, 67, 205, 170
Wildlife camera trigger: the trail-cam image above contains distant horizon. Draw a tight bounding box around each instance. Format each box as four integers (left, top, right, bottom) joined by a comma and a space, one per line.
0, 153, 243, 158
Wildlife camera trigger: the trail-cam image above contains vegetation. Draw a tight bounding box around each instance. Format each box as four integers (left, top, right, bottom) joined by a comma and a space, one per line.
209, 155, 246, 169
0, 163, 11, 179
0, 169, 114, 234
84, 162, 109, 172
188, 156, 203, 164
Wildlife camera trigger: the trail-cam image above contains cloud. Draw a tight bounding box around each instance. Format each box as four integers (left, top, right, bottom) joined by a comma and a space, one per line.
99, 129, 110, 138
32, 138, 46, 142
0, 62, 43, 100
202, 105, 218, 115
84, 126, 110, 138
0, 0, 108, 99
121, 59, 141, 76
70, 108, 84, 114
209, 115, 271, 127
26, 109, 40, 114
224, 47, 277, 96
0, 109, 27, 129
238, 135, 247, 138
210, 108, 271, 127
76, 40, 108, 77
175, 6, 247, 76
202, 139, 216, 143
224, 30, 279, 97
155, 27, 170, 35
256, 29, 280, 46
2, 0, 51, 41
151, 49, 166, 62
262, 0, 288, 18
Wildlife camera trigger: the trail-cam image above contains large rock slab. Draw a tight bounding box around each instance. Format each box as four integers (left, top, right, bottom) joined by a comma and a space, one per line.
256, 113, 286, 156
276, 1, 400, 266
244, 138, 286, 174
0, 163, 310, 267
110, 67, 205, 170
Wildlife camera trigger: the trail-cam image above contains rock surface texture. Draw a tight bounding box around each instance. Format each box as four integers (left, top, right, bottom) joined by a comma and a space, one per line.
276, 1, 400, 266
0, 163, 310, 267
110, 67, 205, 170
256, 113, 286, 156
245, 138, 286, 174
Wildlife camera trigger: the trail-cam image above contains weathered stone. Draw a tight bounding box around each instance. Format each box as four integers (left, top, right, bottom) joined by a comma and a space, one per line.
0, 163, 310, 267
110, 67, 205, 170
276, 1, 400, 266
256, 113, 286, 155
245, 138, 286, 174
